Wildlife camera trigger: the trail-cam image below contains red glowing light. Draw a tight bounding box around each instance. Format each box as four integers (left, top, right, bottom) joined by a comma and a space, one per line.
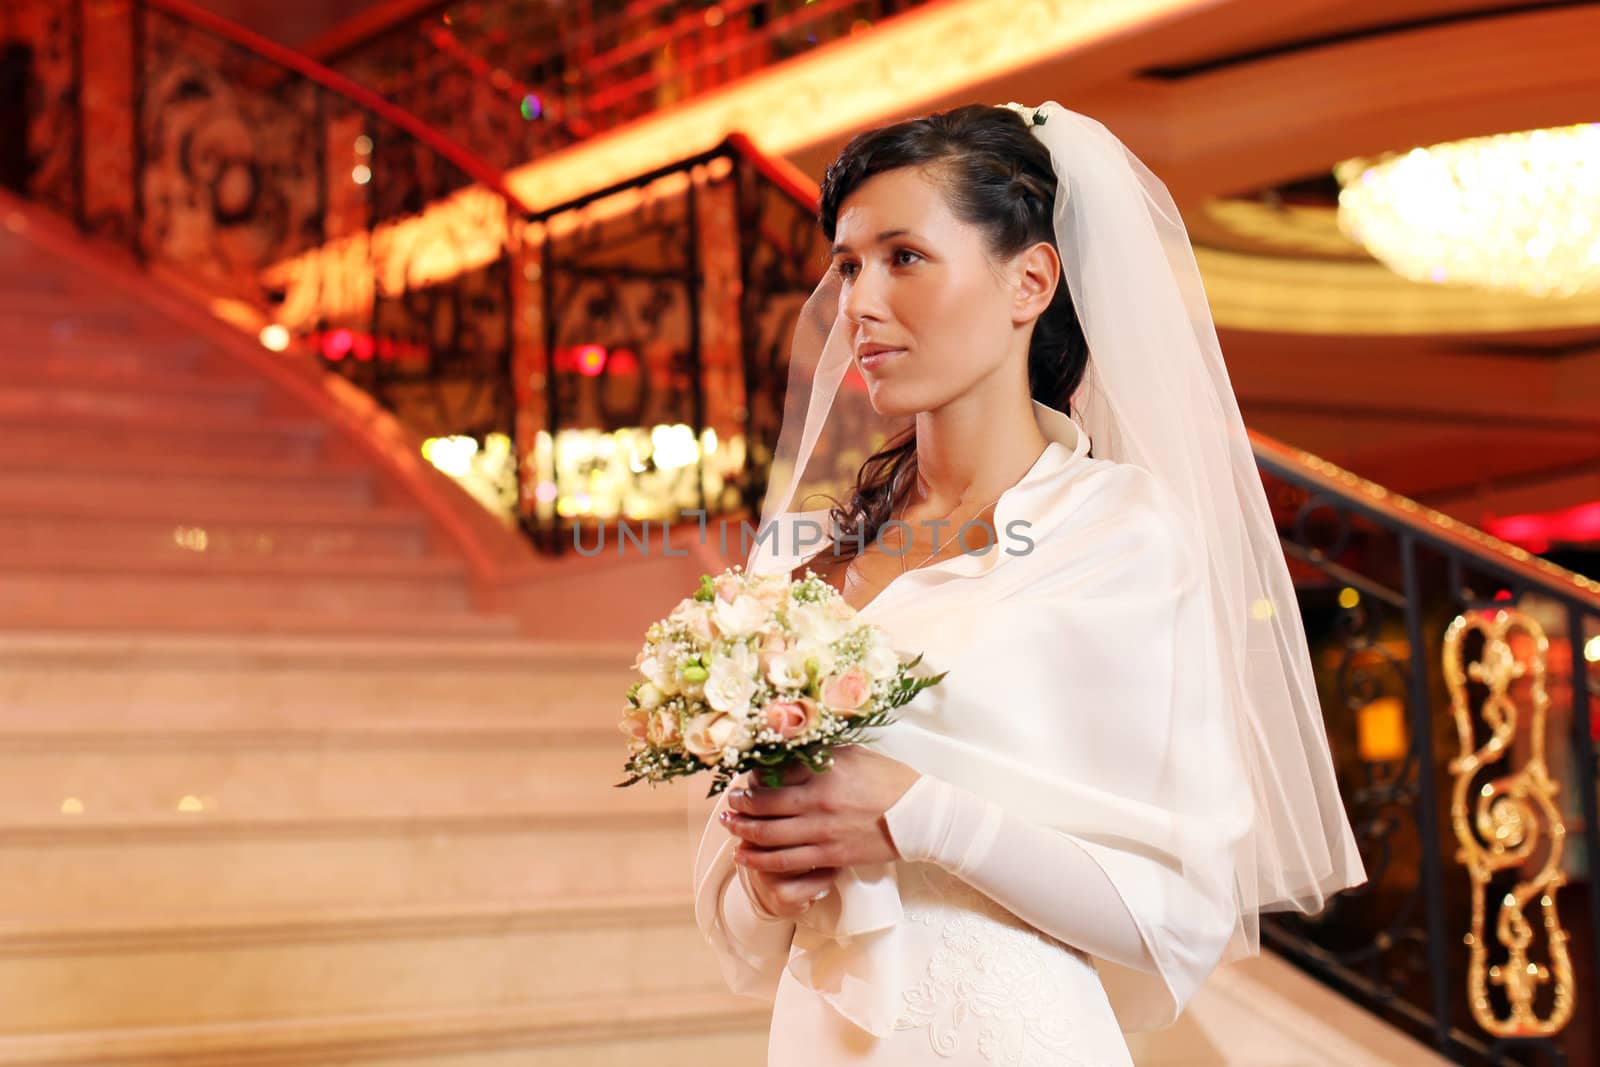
560, 344, 608, 377
323, 328, 354, 361
1484, 500, 1600, 549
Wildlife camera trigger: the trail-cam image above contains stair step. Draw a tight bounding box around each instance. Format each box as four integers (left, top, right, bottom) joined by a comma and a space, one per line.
0, 505, 431, 559
0, 809, 690, 918
0, 989, 768, 1066
0, 895, 722, 1032
0, 460, 373, 512
0, 551, 473, 618
0, 722, 663, 821
0, 299, 146, 331
0, 607, 521, 638
0, 632, 635, 728
0, 375, 265, 420
0, 331, 213, 372
0, 409, 327, 463
0, 314, 203, 351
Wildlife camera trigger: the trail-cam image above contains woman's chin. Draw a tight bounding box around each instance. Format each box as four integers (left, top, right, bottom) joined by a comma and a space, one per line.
864, 382, 923, 418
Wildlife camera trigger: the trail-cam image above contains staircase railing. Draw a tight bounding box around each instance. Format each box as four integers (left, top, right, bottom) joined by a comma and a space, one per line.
1254, 436, 1599, 1067
5, 0, 531, 481
4, 0, 832, 551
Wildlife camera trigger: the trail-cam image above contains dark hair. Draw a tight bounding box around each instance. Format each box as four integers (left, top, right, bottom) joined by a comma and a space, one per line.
811, 103, 1089, 564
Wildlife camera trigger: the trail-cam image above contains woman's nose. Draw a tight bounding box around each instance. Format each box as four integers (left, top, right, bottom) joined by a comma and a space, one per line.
842, 267, 887, 324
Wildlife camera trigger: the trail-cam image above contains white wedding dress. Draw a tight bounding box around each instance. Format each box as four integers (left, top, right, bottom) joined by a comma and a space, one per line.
692, 403, 1254, 1065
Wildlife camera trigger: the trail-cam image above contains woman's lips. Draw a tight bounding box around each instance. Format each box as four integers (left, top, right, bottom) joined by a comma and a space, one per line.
858, 348, 905, 371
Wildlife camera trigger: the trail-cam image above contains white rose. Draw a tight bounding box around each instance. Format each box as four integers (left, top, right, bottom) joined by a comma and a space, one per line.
636, 682, 665, 710
765, 649, 810, 690
789, 602, 850, 645
639, 653, 678, 696
704, 642, 759, 715
712, 594, 769, 638
863, 644, 900, 681
794, 639, 837, 681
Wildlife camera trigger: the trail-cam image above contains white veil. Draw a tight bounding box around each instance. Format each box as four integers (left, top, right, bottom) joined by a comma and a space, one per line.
689, 100, 1365, 1027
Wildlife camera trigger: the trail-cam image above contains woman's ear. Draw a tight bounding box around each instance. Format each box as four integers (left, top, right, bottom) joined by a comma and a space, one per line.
1010, 241, 1061, 325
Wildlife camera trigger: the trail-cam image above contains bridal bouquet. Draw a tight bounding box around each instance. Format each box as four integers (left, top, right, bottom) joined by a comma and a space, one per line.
616, 565, 945, 797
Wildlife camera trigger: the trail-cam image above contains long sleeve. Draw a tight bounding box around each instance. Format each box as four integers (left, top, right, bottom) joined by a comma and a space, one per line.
692, 781, 797, 1001
722, 864, 798, 958
884, 771, 1156, 975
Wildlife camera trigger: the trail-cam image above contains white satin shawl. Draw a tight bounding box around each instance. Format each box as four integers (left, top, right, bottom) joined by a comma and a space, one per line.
691, 401, 1255, 1036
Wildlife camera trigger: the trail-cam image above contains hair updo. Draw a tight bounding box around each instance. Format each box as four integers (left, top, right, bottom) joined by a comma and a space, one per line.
808, 103, 1090, 564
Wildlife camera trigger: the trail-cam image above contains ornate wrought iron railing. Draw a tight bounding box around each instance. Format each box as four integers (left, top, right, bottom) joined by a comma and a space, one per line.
313, 0, 930, 172
4, 0, 530, 467
508, 131, 827, 551
3, 0, 828, 547
1255, 438, 1600, 1067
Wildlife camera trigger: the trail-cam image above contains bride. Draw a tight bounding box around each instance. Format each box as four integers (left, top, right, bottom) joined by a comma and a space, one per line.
690, 101, 1367, 1065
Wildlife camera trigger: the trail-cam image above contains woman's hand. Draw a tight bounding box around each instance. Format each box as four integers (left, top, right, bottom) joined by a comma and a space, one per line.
736, 860, 838, 922
721, 746, 923, 891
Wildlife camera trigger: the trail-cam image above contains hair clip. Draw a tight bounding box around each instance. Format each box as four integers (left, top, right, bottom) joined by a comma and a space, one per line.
1000, 101, 1048, 126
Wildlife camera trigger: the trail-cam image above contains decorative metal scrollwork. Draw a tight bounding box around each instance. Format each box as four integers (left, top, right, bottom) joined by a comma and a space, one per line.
1442, 608, 1573, 1038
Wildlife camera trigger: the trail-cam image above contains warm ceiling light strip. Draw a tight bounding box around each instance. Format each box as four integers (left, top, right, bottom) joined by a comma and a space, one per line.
502, 0, 1206, 213
1195, 246, 1600, 335
262, 0, 1207, 326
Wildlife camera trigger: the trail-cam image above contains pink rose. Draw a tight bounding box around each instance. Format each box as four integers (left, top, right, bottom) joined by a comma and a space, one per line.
715, 574, 743, 603
683, 710, 753, 764
618, 710, 650, 751
647, 707, 680, 746
759, 629, 788, 655
821, 665, 872, 716
763, 697, 822, 740
684, 608, 714, 643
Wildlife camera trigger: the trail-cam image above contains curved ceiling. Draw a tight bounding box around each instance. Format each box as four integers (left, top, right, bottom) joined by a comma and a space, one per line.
780, 0, 1600, 526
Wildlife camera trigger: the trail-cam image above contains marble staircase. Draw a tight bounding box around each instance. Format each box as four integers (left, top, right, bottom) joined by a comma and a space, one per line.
0, 210, 768, 1063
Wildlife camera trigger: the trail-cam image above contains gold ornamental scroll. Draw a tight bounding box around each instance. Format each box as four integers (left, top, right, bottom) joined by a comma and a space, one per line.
1442, 608, 1574, 1038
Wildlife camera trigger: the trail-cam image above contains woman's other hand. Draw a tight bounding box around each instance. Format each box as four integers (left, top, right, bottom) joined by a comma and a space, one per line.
736, 861, 838, 921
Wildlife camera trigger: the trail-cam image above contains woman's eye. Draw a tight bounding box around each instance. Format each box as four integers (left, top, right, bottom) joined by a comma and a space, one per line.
833, 251, 914, 279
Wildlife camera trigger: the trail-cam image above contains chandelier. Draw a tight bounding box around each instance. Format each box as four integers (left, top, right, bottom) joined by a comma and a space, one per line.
1334, 123, 1600, 298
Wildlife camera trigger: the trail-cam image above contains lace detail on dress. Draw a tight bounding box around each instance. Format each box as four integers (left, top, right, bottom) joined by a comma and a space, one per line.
892, 863, 1095, 1065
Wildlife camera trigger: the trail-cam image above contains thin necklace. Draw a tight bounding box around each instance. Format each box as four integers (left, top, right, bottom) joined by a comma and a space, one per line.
895, 492, 1005, 574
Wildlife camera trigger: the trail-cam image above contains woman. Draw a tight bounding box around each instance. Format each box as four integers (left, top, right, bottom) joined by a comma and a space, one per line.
691, 102, 1367, 1065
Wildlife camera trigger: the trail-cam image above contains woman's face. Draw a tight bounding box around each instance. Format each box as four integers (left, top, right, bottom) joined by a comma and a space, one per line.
829, 164, 1026, 417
